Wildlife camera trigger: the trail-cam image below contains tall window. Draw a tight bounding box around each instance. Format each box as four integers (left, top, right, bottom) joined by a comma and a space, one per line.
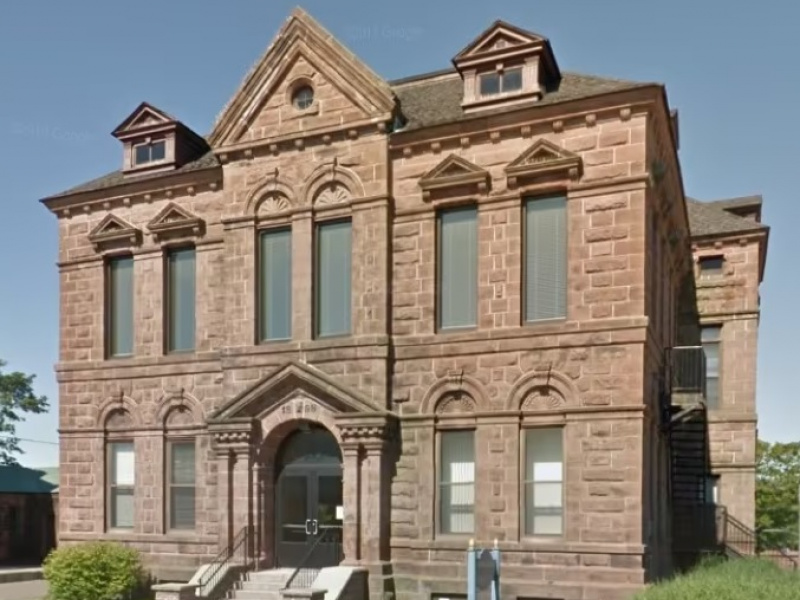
107, 256, 134, 357
524, 428, 564, 536
437, 206, 478, 330
525, 196, 567, 322
315, 220, 352, 337
108, 442, 135, 529
168, 441, 196, 530
701, 325, 721, 409
259, 228, 292, 342
166, 247, 196, 353
439, 430, 475, 534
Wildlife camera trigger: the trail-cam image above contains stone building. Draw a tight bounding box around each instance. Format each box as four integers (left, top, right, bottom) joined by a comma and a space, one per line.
41, 8, 769, 600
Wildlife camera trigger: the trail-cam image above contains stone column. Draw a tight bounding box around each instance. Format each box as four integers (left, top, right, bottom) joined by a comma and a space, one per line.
209, 420, 256, 555
341, 442, 362, 564
291, 211, 313, 342
361, 439, 389, 562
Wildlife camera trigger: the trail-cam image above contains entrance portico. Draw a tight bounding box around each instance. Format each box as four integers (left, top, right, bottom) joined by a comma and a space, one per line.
207, 361, 395, 570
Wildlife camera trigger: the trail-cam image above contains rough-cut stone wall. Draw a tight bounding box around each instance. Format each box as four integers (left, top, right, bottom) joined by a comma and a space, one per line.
694, 236, 762, 528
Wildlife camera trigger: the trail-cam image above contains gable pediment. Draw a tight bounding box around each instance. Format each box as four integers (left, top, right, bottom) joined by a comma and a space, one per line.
419, 154, 490, 201
88, 213, 141, 249
209, 8, 395, 149
146, 202, 204, 240
113, 102, 175, 137
505, 139, 582, 187
209, 361, 382, 423
455, 20, 547, 62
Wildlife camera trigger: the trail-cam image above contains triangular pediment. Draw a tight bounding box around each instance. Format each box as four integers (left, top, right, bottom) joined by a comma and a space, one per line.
146, 202, 204, 239
419, 154, 490, 199
87, 213, 141, 249
209, 361, 381, 423
209, 8, 395, 149
505, 139, 582, 186
455, 20, 546, 61
112, 102, 176, 137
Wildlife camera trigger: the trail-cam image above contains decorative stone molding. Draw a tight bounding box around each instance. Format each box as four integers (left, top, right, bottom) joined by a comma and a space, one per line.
434, 392, 477, 415
303, 159, 365, 206
87, 213, 142, 250
505, 139, 582, 188
155, 388, 204, 425
209, 419, 257, 456
520, 387, 566, 412
505, 369, 577, 411
418, 154, 490, 201
147, 202, 205, 241
336, 413, 397, 447
314, 182, 351, 206
97, 392, 141, 429
244, 171, 296, 216
420, 372, 489, 414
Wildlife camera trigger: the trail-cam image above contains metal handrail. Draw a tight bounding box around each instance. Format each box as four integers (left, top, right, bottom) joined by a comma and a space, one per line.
719, 507, 798, 570
197, 526, 251, 596
284, 526, 342, 589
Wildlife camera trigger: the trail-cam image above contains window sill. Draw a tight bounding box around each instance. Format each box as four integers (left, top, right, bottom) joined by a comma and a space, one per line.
524, 317, 567, 327
436, 325, 478, 335
259, 337, 293, 345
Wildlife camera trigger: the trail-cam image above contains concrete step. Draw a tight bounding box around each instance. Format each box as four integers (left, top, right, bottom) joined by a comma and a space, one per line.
233, 590, 283, 600
239, 580, 287, 592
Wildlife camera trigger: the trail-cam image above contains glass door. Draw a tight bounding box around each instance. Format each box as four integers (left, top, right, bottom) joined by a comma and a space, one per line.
276, 467, 343, 568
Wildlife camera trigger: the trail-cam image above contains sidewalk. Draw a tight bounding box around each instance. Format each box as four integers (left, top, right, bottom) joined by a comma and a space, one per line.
0, 579, 47, 600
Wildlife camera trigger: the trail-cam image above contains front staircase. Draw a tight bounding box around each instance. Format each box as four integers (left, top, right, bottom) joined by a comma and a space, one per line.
231, 569, 296, 600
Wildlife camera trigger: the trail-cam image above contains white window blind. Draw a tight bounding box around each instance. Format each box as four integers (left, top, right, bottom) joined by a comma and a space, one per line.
440, 430, 475, 534
524, 428, 564, 536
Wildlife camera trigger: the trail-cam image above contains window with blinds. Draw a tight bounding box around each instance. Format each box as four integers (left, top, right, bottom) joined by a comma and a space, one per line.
107, 255, 134, 357
166, 247, 196, 352
701, 325, 722, 409
439, 430, 475, 534
259, 228, 292, 342
524, 196, 567, 322
168, 441, 196, 530
437, 206, 478, 330
108, 442, 135, 529
524, 428, 564, 536
315, 220, 352, 337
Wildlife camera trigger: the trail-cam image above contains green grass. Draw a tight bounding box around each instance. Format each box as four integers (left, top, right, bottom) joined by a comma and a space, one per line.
635, 557, 800, 599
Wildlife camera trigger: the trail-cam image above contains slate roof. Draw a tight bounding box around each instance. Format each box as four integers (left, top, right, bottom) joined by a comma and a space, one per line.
686, 197, 768, 238
391, 69, 651, 131
44, 68, 651, 201
0, 465, 59, 494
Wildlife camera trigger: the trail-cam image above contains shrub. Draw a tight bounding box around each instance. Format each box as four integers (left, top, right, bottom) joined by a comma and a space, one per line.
43, 541, 149, 600
634, 557, 800, 600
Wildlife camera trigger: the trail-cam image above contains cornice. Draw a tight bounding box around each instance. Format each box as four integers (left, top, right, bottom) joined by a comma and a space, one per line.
41, 167, 222, 217
390, 85, 661, 153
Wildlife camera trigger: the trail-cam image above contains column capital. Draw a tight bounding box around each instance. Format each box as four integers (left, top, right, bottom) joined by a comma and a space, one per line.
208, 418, 259, 457
336, 412, 397, 449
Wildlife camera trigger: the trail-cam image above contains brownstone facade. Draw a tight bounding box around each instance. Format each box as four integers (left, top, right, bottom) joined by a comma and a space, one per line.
42, 9, 768, 600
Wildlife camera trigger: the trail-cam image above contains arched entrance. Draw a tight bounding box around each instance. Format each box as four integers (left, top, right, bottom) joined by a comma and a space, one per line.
274, 423, 343, 568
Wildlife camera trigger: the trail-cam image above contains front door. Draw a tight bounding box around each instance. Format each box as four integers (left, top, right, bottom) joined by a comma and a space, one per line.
275, 427, 343, 568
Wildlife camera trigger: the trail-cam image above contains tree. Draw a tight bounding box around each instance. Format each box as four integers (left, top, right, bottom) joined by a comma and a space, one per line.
756, 439, 800, 550
0, 359, 49, 465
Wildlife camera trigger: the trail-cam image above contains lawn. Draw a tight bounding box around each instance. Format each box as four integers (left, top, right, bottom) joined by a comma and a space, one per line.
635, 557, 800, 599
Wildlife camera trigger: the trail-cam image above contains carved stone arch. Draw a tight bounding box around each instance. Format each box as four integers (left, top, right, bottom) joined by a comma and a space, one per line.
505, 369, 577, 412
244, 175, 296, 216
155, 389, 205, 426
420, 373, 489, 415
434, 392, 477, 416
97, 393, 140, 429
304, 162, 366, 207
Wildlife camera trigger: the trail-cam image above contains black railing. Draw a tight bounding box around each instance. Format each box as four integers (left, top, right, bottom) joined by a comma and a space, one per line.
285, 527, 343, 590
669, 346, 707, 398
197, 526, 252, 597
719, 507, 798, 571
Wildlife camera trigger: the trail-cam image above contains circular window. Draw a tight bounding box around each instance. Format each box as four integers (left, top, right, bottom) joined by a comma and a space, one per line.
292, 85, 314, 110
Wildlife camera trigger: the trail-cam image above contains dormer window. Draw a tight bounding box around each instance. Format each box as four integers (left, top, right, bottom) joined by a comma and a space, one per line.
133, 139, 166, 166
479, 67, 523, 97
453, 20, 561, 113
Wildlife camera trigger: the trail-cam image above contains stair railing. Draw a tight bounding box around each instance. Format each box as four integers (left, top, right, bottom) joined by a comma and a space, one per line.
284, 526, 343, 590
197, 526, 253, 598
718, 507, 798, 571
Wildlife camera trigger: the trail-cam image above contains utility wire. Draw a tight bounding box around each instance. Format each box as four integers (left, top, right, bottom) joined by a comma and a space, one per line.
0, 435, 58, 446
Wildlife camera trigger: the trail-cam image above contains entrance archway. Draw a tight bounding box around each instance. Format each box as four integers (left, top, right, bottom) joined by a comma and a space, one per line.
274, 423, 343, 568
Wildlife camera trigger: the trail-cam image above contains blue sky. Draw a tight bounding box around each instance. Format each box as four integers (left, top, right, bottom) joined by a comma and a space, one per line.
1, 1, 798, 467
